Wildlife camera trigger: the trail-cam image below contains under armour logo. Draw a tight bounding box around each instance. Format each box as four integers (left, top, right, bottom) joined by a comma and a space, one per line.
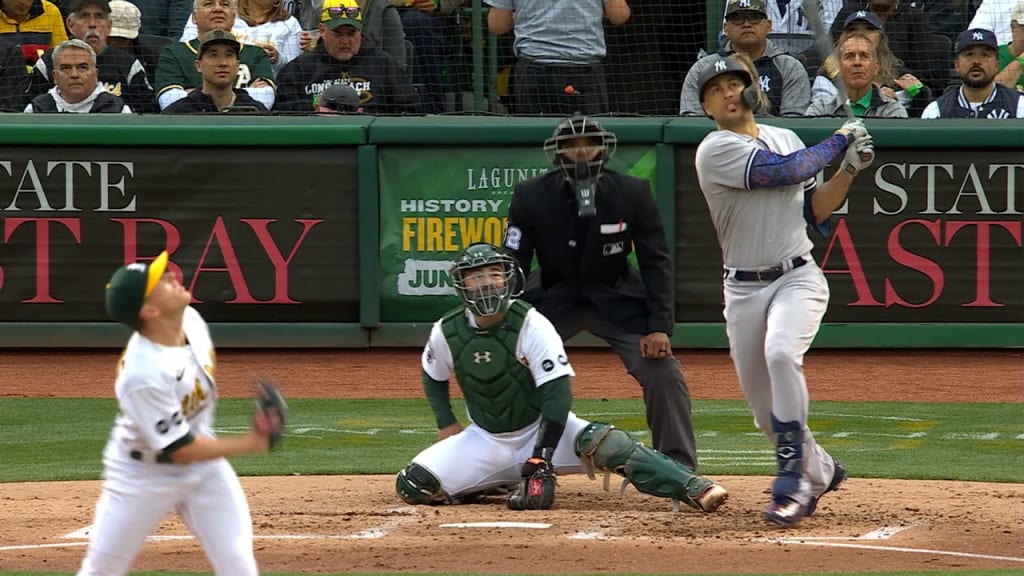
473, 351, 492, 364
759, 74, 771, 92
855, 10, 867, 17
972, 32, 984, 40
714, 60, 728, 72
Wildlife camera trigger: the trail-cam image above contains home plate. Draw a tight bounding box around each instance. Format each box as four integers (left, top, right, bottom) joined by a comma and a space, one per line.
438, 522, 552, 529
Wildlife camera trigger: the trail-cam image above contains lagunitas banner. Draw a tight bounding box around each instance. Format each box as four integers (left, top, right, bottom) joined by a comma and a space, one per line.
0, 147, 359, 322
674, 148, 1023, 323
378, 146, 658, 322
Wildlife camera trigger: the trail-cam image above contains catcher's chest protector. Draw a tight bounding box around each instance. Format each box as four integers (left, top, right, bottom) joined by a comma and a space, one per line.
441, 301, 541, 433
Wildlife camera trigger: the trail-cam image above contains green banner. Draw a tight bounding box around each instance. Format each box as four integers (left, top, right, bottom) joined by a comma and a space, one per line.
378, 146, 657, 322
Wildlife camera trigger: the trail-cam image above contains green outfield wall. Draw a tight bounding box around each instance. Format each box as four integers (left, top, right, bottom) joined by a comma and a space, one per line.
0, 115, 1020, 348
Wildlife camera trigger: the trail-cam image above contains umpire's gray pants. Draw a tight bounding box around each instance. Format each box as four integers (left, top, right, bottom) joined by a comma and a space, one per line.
547, 306, 698, 470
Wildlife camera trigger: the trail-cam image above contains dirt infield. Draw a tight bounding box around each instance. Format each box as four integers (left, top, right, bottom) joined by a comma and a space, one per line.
1, 348, 1021, 573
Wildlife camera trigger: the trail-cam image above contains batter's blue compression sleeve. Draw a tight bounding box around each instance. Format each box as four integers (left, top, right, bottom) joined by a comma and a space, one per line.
748, 133, 851, 189
421, 370, 457, 429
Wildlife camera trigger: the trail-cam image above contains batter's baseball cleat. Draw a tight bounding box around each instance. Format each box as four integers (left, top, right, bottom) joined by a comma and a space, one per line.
761, 498, 807, 527
805, 460, 846, 517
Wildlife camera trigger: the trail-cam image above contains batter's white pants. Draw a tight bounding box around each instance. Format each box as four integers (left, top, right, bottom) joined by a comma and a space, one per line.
77, 457, 258, 576
723, 261, 840, 507
411, 412, 591, 498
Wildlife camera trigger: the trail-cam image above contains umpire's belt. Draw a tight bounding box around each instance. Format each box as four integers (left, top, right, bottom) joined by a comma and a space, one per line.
724, 256, 808, 283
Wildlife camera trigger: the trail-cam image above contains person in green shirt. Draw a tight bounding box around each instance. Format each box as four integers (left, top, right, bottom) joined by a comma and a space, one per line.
995, 2, 1024, 91
806, 32, 907, 117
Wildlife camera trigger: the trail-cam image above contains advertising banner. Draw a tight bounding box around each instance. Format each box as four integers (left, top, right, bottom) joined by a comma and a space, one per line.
674, 148, 1023, 323
378, 146, 657, 322
0, 147, 359, 322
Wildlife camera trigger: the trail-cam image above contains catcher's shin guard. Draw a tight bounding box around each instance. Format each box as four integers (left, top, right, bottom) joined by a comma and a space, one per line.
395, 463, 450, 505
574, 422, 727, 512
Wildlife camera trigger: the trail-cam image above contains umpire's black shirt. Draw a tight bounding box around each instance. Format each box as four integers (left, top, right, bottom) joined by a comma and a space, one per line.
503, 169, 674, 336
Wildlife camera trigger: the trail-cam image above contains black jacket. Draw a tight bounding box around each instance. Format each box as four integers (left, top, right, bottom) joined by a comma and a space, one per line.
0, 38, 27, 111
27, 90, 127, 112
273, 42, 417, 114
161, 88, 268, 113
27, 45, 157, 113
504, 169, 674, 335
125, 34, 173, 93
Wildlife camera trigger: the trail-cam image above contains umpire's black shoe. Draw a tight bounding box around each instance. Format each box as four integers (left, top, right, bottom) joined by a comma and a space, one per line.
805, 461, 846, 517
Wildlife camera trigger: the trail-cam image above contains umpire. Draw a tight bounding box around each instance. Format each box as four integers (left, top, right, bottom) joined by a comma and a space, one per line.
502, 115, 697, 470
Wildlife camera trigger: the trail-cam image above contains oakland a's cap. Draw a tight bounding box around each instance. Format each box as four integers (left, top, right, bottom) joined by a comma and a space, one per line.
105, 251, 169, 327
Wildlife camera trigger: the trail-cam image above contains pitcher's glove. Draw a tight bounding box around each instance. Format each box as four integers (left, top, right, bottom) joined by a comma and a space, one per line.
507, 457, 556, 510
254, 377, 287, 449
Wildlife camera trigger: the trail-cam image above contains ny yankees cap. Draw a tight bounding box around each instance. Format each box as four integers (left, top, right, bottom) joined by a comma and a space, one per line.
955, 28, 998, 53
108, 0, 141, 39
105, 251, 169, 327
843, 10, 883, 30
321, 0, 363, 31
725, 0, 767, 16
198, 29, 241, 56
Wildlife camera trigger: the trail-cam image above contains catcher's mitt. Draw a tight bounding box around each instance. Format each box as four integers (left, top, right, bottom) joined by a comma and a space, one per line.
254, 377, 287, 449
507, 457, 556, 510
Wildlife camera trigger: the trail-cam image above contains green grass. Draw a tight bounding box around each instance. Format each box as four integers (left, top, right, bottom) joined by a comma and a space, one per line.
1, 398, 1021, 483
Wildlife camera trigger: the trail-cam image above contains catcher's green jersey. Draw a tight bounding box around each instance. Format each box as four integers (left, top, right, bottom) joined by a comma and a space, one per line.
435, 300, 571, 434
154, 40, 275, 97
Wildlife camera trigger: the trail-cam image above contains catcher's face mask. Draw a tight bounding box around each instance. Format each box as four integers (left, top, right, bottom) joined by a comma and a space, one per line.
451, 243, 523, 317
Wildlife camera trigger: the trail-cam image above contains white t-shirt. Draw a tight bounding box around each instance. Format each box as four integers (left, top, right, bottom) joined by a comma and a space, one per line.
180, 16, 303, 74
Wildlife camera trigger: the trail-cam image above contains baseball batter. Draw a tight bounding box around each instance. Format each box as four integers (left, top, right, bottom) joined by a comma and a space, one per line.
693, 55, 875, 527
78, 251, 279, 575
395, 243, 728, 513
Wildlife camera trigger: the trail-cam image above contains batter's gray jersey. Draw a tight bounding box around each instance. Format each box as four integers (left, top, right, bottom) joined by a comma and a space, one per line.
695, 124, 816, 269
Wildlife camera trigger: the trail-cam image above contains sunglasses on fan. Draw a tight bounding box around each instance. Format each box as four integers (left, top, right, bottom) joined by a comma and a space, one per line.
322, 6, 360, 19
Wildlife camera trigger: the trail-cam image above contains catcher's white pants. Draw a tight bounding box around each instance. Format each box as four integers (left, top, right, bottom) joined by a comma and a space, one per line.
723, 261, 840, 506
411, 411, 591, 498
77, 457, 258, 576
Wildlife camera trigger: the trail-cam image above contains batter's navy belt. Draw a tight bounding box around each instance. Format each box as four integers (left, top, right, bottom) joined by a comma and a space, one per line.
724, 256, 808, 282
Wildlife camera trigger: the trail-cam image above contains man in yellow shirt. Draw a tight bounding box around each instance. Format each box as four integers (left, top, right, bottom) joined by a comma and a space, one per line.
0, 0, 68, 67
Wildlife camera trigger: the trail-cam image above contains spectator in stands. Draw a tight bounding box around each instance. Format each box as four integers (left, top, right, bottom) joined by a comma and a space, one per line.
300, 0, 407, 72
106, 0, 172, 76
970, 0, 1017, 44
995, 1, 1024, 91
0, 38, 29, 109
396, 0, 463, 114
680, 0, 809, 117
179, 0, 250, 40
922, 28, 1024, 117
0, 0, 68, 67
26, 0, 156, 111
930, 0, 976, 42
235, 0, 302, 73
129, 0, 192, 40
155, 0, 275, 109
25, 38, 132, 110
812, 11, 931, 116
163, 29, 267, 110
485, 0, 630, 115
761, 0, 842, 60
829, 0, 949, 95
274, 0, 416, 112
806, 32, 907, 116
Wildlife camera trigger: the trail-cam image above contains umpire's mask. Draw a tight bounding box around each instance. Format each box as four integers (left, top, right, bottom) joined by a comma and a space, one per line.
544, 115, 618, 217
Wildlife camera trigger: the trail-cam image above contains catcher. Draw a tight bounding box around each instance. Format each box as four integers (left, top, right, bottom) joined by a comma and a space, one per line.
395, 243, 728, 512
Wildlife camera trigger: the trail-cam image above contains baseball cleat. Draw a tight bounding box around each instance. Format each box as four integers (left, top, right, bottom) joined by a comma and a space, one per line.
805, 460, 846, 517
695, 483, 729, 512
761, 498, 807, 527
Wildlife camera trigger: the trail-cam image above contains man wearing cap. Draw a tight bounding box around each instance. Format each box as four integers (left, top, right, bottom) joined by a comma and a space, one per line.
315, 80, 362, 112
694, 53, 873, 527
274, 0, 416, 113
76, 251, 277, 575
0, 0, 67, 68
154, 0, 275, 110
923, 28, 1024, 117
994, 1, 1024, 91
26, 0, 156, 112
162, 29, 267, 111
106, 0, 172, 83
680, 0, 809, 117
25, 38, 132, 111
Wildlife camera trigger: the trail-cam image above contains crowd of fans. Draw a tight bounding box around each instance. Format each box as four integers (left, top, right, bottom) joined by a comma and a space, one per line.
0, 0, 1021, 117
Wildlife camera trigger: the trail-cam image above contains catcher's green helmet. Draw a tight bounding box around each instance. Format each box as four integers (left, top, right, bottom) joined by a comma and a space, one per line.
451, 243, 523, 317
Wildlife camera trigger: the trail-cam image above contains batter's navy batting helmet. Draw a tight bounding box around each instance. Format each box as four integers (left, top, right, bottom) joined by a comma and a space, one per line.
450, 243, 524, 317
698, 56, 758, 110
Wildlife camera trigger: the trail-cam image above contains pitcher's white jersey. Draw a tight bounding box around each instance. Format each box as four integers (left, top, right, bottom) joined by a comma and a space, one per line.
104, 306, 217, 463
695, 124, 816, 269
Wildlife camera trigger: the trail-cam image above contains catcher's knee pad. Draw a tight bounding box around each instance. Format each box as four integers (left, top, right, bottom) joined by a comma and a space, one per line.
395, 463, 448, 505
575, 422, 721, 511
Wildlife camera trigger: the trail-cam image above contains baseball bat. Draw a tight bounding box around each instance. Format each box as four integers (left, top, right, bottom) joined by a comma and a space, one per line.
803, 0, 855, 120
